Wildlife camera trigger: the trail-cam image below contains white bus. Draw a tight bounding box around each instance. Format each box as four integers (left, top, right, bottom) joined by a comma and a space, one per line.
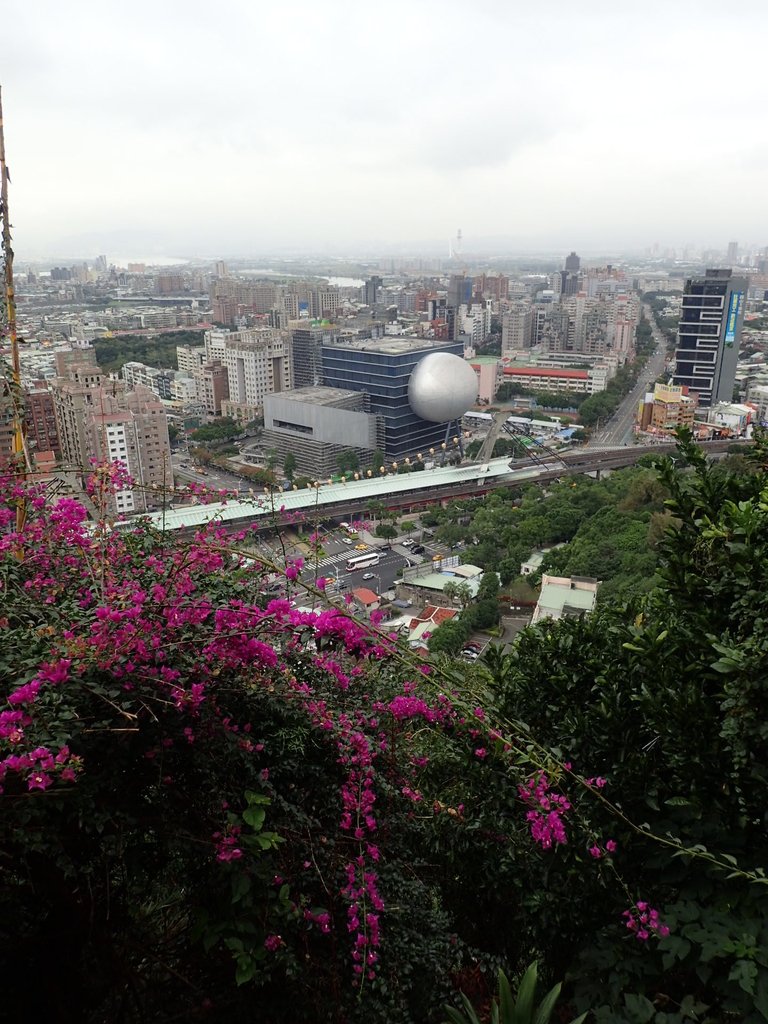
346, 551, 381, 572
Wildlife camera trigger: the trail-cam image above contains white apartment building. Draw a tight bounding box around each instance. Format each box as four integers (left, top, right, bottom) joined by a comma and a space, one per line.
176, 344, 206, 375
457, 301, 492, 346
204, 327, 292, 419
501, 303, 533, 355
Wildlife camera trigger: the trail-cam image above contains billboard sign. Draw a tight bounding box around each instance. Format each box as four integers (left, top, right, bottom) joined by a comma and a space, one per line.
724, 290, 743, 347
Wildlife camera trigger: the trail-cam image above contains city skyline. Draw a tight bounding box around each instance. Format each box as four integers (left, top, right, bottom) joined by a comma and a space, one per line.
2, 0, 768, 258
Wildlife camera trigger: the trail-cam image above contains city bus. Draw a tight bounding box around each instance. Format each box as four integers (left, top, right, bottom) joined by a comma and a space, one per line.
345, 551, 381, 572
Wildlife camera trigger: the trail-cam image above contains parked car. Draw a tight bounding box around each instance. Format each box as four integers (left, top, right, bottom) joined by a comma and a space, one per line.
412, 544, 425, 554
401, 539, 414, 547
461, 648, 479, 661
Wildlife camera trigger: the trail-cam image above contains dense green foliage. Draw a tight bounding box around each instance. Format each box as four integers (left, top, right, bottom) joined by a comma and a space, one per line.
643, 293, 680, 352
482, 434, 768, 1022
93, 329, 205, 372
445, 963, 587, 1024
4, 435, 768, 1023
189, 417, 242, 443
424, 464, 671, 599
495, 384, 577, 410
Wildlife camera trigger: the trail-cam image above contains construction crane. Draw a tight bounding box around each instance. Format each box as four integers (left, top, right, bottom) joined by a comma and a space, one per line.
471, 410, 569, 469
0, 86, 30, 531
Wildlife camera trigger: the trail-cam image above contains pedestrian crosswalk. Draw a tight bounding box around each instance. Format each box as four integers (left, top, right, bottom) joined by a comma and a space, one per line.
302, 550, 355, 572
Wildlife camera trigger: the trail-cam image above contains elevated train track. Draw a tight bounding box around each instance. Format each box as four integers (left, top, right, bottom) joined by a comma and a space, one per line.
148, 439, 745, 537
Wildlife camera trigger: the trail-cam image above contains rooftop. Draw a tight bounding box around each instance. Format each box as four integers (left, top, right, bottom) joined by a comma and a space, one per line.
400, 572, 482, 597
532, 575, 599, 623
324, 337, 456, 356
142, 456, 543, 533
504, 367, 589, 380
271, 385, 362, 406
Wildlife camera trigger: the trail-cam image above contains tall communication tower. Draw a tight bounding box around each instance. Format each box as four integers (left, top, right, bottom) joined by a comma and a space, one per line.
448, 227, 463, 260
0, 86, 30, 528
448, 228, 463, 260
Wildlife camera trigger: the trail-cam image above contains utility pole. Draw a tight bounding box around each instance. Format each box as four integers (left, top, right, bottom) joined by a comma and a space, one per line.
0, 86, 30, 531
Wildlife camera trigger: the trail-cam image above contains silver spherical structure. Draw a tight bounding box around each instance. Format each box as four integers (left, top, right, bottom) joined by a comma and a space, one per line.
408, 352, 478, 423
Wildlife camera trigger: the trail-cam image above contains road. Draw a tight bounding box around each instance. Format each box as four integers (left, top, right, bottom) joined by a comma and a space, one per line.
587, 306, 670, 448
171, 448, 246, 492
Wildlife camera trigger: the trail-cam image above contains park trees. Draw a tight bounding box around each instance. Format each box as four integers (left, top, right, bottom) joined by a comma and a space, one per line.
283, 451, 297, 480
337, 449, 359, 475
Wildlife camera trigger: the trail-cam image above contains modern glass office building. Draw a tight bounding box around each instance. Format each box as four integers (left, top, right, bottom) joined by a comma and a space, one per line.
673, 269, 747, 407
321, 337, 465, 459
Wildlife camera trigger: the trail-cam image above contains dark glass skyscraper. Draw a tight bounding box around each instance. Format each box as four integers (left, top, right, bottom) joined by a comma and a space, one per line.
321, 338, 465, 459
673, 269, 747, 407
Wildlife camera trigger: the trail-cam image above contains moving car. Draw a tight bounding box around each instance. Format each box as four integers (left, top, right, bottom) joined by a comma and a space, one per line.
362, 572, 375, 580
412, 544, 425, 554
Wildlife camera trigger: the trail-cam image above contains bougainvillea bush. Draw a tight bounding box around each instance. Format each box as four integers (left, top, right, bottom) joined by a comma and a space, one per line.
2, 436, 768, 1023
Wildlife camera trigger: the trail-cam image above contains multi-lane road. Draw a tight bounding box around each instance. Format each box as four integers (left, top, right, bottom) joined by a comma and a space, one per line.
587, 307, 670, 448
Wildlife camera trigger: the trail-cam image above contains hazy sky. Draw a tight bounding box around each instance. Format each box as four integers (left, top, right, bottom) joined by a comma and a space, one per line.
2, 0, 767, 258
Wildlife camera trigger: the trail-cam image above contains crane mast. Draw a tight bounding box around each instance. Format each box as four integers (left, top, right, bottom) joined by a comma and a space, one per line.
0, 86, 30, 530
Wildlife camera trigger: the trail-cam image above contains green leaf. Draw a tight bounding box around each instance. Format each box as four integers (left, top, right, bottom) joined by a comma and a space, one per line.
622, 993, 656, 1023
231, 872, 252, 904
459, 991, 483, 1024
514, 962, 538, 1023
445, 1008, 472, 1024
533, 983, 562, 1024
244, 790, 270, 806
235, 956, 255, 986
728, 959, 758, 995
498, 969, 514, 1022
242, 807, 266, 830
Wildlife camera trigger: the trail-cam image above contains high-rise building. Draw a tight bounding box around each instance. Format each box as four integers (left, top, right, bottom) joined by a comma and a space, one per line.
321, 337, 465, 459
25, 384, 62, 463
0, 390, 16, 470
457, 301, 492, 347
473, 273, 510, 303
565, 251, 581, 272
501, 303, 533, 355
156, 273, 185, 295
446, 275, 472, 339
672, 269, 747, 407
727, 242, 739, 266
363, 276, 383, 306
213, 327, 292, 421
201, 361, 230, 416
176, 344, 207, 376
52, 370, 171, 515
291, 326, 336, 388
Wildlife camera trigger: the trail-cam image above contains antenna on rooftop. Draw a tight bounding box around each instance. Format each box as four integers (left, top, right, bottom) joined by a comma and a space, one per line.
0, 86, 30, 529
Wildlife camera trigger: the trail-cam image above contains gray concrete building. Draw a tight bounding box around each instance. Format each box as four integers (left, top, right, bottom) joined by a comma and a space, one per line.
262, 386, 385, 478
